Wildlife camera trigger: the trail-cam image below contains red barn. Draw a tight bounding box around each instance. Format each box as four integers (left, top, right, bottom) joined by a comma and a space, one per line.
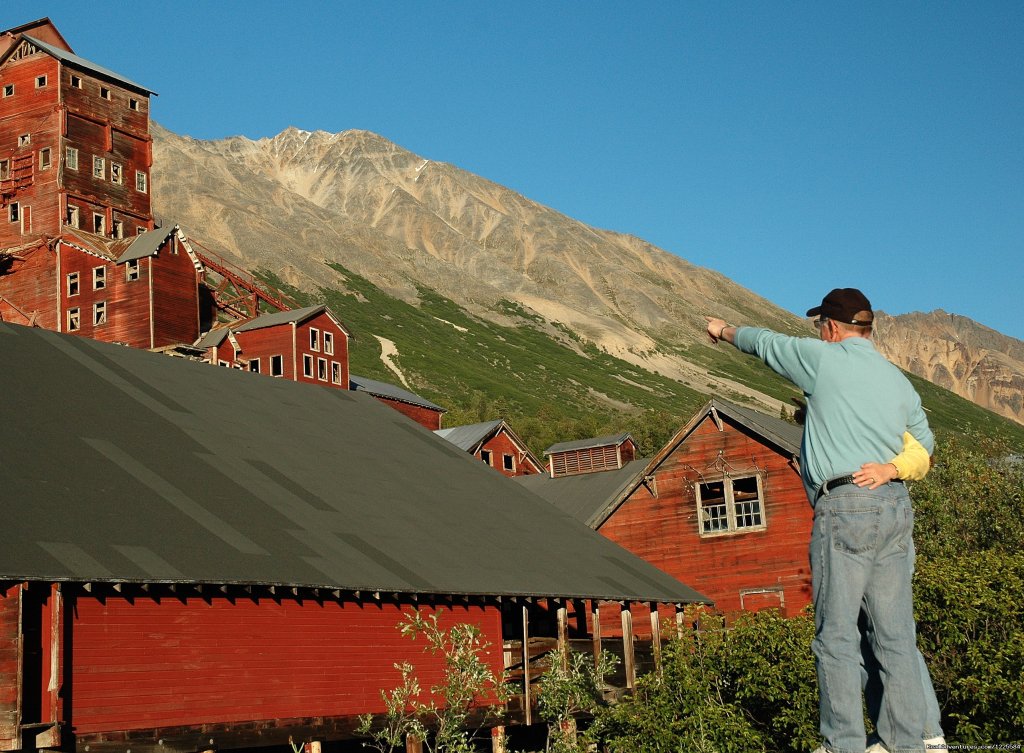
350, 373, 447, 429
435, 419, 544, 477
518, 399, 813, 618
196, 304, 351, 388
1, 323, 708, 753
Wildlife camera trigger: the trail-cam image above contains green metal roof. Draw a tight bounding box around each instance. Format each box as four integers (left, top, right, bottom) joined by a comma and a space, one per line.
0, 324, 708, 605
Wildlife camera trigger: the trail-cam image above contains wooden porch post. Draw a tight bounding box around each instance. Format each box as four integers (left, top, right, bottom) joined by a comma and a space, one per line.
556, 598, 568, 670
521, 603, 532, 726
621, 602, 635, 689
650, 601, 662, 671
591, 599, 602, 675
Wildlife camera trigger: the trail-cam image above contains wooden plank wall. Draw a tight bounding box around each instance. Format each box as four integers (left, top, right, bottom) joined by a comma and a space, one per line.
372, 397, 443, 430
598, 416, 813, 617
149, 237, 200, 347
0, 585, 22, 751
69, 596, 503, 735
0, 241, 55, 327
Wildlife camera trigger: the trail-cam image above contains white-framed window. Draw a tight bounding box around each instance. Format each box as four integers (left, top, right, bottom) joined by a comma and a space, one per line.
93, 156, 105, 178
317, 357, 328, 381
302, 354, 314, 378
331, 361, 341, 385
695, 475, 766, 537
93, 301, 107, 326
93, 213, 105, 235
503, 454, 515, 472
18, 134, 30, 147
2, 84, 12, 97
67, 272, 80, 296
66, 146, 78, 170
248, 358, 260, 374
270, 354, 284, 377
70, 74, 82, 89
67, 307, 80, 331
309, 327, 320, 351
111, 219, 124, 239
125, 259, 140, 281
100, 86, 111, 100
129, 98, 140, 111
93, 266, 106, 290
8, 203, 18, 223
110, 162, 123, 184
324, 330, 334, 355
35, 75, 47, 88
38, 148, 51, 170
480, 449, 493, 466
135, 171, 147, 193
66, 205, 80, 228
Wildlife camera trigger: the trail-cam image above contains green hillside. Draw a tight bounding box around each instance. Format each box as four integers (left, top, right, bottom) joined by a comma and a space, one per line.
258, 266, 1024, 455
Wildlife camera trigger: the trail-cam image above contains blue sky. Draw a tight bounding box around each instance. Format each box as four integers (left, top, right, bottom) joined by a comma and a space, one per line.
8, 2, 1022, 339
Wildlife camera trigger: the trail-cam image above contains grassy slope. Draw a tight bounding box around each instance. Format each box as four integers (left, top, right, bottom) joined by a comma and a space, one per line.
257, 266, 1024, 455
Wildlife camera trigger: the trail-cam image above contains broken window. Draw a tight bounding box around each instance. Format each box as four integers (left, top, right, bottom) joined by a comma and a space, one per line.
248, 358, 260, 374
135, 171, 147, 193
100, 86, 111, 100
70, 75, 82, 89
125, 259, 139, 281
696, 475, 766, 536
35, 75, 47, 88
67, 272, 80, 296
93, 266, 106, 290
67, 307, 80, 331
39, 148, 51, 170
324, 331, 334, 355
270, 355, 284, 377
93, 156, 104, 179
66, 205, 80, 228
93, 213, 105, 235
331, 361, 341, 384
93, 301, 106, 326
503, 454, 515, 472
129, 98, 140, 111
18, 134, 30, 147
111, 219, 124, 239
309, 327, 320, 351
480, 449, 493, 466
302, 354, 314, 378
111, 163, 122, 184
2, 84, 12, 97
8, 203, 18, 223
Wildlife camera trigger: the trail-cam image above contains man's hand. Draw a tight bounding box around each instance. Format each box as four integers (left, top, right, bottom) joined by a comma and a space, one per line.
852, 462, 899, 490
705, 317, 733, 344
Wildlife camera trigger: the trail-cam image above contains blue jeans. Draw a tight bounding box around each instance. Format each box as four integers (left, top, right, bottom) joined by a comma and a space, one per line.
862, 537, 944, 741
811, 482, 926, 753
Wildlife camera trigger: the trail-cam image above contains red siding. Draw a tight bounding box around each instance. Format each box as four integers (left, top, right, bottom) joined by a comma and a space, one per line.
70, 597, 502, 734
0, 54, 62, 245
149, 236, 199, 347
598, 417, 812, 617
372, 397, 444, 430
0, 240, 55, 327
477, 432, 542, 477
0, 585, 21, 748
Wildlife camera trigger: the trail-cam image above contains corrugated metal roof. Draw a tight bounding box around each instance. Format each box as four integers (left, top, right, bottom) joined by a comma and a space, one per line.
117, 227, 176, 263
545, 432, 633, 456
434, 420, 503, 452
514, 459, 650, 525
710, 397, 803, 456
350, 374, 445, 412
19, 35, 155, 95
0, 323, 707, 604
194, 327, 231, 349
233, 305, 327, 333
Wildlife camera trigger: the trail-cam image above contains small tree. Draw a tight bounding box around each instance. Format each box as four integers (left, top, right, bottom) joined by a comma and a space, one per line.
536, 645, 619, 753
358, 609, 510, 753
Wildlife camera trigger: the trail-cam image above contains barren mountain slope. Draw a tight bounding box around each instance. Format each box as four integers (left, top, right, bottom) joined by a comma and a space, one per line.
152, 125, 1023, 425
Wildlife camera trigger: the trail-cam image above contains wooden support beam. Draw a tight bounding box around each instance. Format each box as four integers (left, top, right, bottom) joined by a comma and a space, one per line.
675, 604, 685, 638
521, 604, 532, 726
591, 600, 603, 679
621, 603, 635, 689
650, 602, 662, 671
491, 726, 506, 753
405, 734, 422, 753
556, 599, 568, 669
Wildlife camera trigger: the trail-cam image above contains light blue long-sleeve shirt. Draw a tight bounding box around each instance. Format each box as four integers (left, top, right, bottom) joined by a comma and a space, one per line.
733, 327, 934, 497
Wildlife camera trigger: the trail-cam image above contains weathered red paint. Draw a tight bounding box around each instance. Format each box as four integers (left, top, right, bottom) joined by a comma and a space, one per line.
370, 396, 444, 430
475, 431, 542, 477
597, 416, 812, 618
69, 596, 501, 734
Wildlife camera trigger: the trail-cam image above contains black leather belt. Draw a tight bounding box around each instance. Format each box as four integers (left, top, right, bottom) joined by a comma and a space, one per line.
815, 474, 904, 501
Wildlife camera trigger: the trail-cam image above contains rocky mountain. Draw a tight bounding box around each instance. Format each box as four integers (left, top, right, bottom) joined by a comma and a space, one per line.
875, 312, 1024, 425
151, 124, 1023, 427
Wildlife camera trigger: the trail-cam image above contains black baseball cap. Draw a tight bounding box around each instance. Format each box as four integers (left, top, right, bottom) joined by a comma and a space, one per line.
806, 288, 874, 326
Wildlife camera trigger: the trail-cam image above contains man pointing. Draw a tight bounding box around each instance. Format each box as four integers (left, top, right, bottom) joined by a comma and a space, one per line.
706, 288, 936, 753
